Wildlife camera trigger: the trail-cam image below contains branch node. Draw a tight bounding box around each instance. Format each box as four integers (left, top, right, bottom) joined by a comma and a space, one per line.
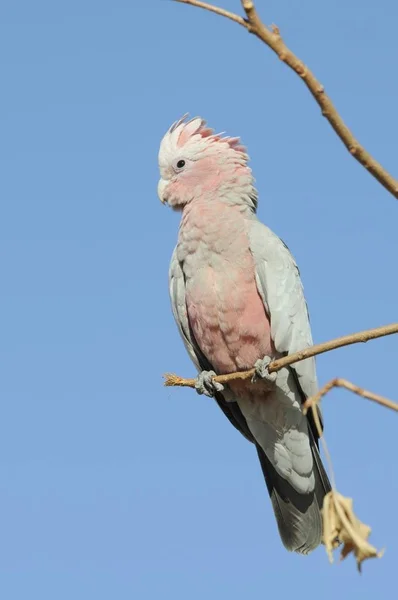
271, 23, 280, 36
296, 64, 308, 78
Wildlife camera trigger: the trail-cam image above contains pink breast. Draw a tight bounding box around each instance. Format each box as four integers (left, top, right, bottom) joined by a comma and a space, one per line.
180, 200, 274, 378
186, 256, 273, 375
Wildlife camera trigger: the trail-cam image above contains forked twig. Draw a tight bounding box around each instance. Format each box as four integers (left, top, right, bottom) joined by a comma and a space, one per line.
303, 377, 398, 414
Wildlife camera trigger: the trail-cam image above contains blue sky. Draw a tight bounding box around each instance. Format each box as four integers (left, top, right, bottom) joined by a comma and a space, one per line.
1, 0, 397, 597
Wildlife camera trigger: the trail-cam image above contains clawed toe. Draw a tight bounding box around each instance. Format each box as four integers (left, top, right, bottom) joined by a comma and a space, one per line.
195, 370, 224, 397
252, 355, 277, 384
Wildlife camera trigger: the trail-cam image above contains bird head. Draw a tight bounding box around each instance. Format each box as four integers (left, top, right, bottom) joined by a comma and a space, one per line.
157, 115, 257, 211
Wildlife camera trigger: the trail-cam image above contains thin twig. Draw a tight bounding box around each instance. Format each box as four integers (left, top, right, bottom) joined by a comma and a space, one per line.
163, 322, 398, 387
303, 377, 398, 414
174, 0, 398, 199
174, 0, 245, 25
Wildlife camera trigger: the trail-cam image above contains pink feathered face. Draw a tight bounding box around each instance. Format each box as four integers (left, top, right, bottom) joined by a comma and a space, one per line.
157, 116, 251, 209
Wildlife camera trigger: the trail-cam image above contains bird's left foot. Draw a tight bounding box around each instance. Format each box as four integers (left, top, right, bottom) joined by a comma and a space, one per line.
252, 355, 277, 385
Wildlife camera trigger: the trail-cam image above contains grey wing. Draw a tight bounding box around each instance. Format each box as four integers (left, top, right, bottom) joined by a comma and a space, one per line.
169, 247, 201, 372
247, 219, 330, 553
248, 219, 320, 407
169, 247, 254, 442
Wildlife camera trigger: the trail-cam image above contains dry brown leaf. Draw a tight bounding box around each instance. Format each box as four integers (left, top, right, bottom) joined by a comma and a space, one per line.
322, 491, 384, 571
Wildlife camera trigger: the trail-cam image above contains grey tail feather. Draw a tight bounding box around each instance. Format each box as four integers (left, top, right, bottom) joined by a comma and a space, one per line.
308, 422, 332, 505
255, 427, 331, 555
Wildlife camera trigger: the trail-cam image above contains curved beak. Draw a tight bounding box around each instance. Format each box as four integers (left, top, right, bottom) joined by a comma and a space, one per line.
157, 179, 168, 204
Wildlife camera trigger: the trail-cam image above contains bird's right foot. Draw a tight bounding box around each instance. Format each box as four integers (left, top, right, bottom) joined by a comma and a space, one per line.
195, 370, 224, 398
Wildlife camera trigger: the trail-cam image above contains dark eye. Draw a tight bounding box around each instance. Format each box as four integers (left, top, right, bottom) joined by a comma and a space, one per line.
176, 160, 185, 169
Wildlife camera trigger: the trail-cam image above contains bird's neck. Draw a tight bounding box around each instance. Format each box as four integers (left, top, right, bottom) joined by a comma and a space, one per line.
177, 198, 252, 266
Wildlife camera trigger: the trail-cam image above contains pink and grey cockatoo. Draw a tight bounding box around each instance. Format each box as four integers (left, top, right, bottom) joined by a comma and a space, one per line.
158, 116, 331, 554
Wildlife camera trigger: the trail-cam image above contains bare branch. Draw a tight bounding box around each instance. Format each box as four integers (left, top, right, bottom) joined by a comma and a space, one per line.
174, 0, 398, 199
164, 323, 398, 388
303, 377, 398, 414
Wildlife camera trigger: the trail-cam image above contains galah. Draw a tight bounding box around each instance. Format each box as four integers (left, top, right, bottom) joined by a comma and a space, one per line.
158, 116, 331, 554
